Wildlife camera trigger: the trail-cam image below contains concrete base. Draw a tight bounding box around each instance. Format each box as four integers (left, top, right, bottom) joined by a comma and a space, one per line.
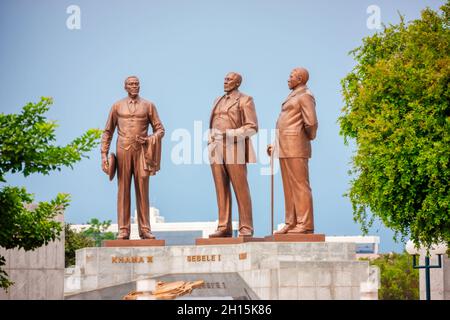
195, 237, 265, 245
0, 213, 64, 300
65, 241, 379, 300
66, 273, 258, 300
265, 234, 325, 242
419, 254, 450, 300
103, 239, 165, 247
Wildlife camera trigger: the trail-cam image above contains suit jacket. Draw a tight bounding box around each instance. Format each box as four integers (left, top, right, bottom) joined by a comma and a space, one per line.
140, 134, 162, 176
101, 96, 165, 175
275, 85, 318, 158
208, 90, 258, 163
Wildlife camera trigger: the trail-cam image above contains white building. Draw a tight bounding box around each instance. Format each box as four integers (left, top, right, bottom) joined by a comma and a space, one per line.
71, 208, 380, 252
70, 207, 239, 244
325, 235, 380, 255
275, 223, 380, 256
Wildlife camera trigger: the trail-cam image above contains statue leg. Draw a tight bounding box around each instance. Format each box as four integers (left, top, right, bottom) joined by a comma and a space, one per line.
210, 163, 232, 234
227, 163, 253, 236
285, 157, 314, 233
133, 149, 150, 237
116, 147, 132, 237
277, 158, 296, 233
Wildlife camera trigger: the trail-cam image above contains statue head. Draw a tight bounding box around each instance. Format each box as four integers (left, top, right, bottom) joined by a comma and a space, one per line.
224, 72, 242, 93
124, 76, 140, 99
288, 67, 309, 90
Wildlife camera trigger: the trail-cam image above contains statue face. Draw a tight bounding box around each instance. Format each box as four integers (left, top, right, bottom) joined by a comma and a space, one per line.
288, 70, 302, 90
224, 73, 240, 93
125, 77, 140, 98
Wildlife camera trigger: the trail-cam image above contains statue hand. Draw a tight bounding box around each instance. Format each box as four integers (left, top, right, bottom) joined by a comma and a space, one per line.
209, 129, 224, 141
102, 156, 109, 174
267, 144, 273, 156
136, 136, 147, 145
214, 132, 225, 141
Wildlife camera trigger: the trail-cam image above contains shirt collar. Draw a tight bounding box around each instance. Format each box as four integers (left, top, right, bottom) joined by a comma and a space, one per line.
291, 85, 308, 95
128, 96, 140, 104
224, 90, 240, 100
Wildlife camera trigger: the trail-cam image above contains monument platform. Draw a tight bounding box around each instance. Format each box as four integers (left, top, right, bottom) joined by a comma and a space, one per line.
195, 237, 265, 245
265, 234, 325, 242
65, 241, 379, 300
102, 239, 165, 247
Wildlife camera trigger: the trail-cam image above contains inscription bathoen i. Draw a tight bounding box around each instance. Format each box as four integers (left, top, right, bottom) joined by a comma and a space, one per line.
199, 282, 226, 289
111, 256, 153, 263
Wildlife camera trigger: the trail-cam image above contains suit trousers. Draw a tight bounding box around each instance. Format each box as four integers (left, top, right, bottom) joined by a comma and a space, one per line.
279, 157, 314, 231
116, 145, 151, 235
210, 143, 253, 234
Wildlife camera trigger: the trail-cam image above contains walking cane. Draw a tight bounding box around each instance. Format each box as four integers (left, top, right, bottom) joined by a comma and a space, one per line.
270, 148, 274, 236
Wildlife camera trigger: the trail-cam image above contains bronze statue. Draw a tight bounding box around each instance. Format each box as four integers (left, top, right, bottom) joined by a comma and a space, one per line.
268, 67, 318, 234
101, 76, 165, 240
208, 72, 258, 237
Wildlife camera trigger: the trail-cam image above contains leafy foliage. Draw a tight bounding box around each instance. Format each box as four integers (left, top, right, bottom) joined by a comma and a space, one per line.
0, 189, 69, 250
64, 219, 116, 267
367, 252, 419, 300
339, 3, 450, 249
80, 218, 116, 247
0, 97, 100, 182
0, 256, 13, 289
64, 223, 95, 268
0, 97, 101, 290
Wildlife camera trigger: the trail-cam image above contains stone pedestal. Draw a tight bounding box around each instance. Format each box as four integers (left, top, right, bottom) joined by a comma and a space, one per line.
65, 241, 378, 300
265, 234, 325, 242
0, 213, 64, 300
419, 254, 450, 300
103, 239, 165, 247
195, 237, 265, 245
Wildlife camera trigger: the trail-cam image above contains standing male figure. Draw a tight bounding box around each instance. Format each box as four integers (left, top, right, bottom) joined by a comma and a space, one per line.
101, 76, 165, 240
268, 67, 318, 234
208, 72, 258, 238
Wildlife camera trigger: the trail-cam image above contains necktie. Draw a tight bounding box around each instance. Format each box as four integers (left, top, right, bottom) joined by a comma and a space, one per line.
129, 101, 136, 113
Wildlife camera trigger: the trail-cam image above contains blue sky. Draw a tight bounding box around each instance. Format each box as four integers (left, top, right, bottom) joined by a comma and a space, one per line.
0, 0, 445, 252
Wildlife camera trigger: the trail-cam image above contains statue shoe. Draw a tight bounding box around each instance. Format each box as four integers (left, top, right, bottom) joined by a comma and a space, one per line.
238, 233, 253, 237
117, 231, 130, 240
140, 231, 156, 239
274, 224, 295, 234
287, 225, 314, 234
238, 229, 253, 237
209, 229, 232, 238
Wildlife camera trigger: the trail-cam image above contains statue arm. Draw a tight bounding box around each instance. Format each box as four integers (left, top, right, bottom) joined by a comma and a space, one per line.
208, 97, 221, 144
229, 96, 258, 139
299, 94, 318, 140
101, 104, 118, 157
148, 103, 165, 139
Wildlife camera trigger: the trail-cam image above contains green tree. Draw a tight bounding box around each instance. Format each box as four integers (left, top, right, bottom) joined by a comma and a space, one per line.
64, 219, 116, 267
365, 252, 419, 300
0, 97, 101, 290
81, 218, 116, 247
64, 223, 95, 268
339, 3, 450, 249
